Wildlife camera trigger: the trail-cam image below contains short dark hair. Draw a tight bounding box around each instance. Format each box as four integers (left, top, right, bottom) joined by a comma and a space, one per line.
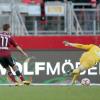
3, 24, 10, 31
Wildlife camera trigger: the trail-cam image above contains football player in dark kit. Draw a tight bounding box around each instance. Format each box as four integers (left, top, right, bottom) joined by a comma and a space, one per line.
0, 24, 30, 86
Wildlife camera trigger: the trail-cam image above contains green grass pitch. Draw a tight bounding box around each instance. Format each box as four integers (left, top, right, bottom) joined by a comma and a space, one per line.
0, 85, 100, 100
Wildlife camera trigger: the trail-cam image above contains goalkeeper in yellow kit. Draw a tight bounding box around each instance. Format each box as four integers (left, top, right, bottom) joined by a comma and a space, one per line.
63, 41, 100, 84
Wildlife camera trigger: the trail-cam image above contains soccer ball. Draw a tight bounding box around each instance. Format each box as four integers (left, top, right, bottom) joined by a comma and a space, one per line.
81, 78, 91, 86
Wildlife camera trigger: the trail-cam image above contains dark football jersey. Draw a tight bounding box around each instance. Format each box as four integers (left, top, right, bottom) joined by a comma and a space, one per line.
0, 32, 18, 57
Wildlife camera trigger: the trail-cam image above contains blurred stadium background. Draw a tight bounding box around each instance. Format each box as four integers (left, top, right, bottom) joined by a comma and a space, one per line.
0, 0, 100, 100
0, 0, 99, 35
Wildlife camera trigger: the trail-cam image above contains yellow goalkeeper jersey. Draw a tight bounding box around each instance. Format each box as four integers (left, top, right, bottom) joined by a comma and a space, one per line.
74, 43, 100, 69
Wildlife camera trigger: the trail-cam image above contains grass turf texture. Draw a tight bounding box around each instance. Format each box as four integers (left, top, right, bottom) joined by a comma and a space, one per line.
0, 85, 100, 100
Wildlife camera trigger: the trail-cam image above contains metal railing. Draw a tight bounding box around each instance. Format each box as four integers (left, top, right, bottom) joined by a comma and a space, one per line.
0, 2, 100, 35
25, 18, 66, 35
0, 0, 28, 36
25, 2, 100, 36
24, 2, 73, 35
11, 0, 28, 36
0, 0, 22, 3
71, 3, 100, 35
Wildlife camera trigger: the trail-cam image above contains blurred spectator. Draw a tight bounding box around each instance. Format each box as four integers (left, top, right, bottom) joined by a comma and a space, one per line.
45, 0, 64, 2
23, 0, 31, 4
34, 0, 43, 4
91, 0, 97, 7
96, 4, 100, 31
40, 0, 46, 23
64, 0, 68, 3
23, 0, 42, 4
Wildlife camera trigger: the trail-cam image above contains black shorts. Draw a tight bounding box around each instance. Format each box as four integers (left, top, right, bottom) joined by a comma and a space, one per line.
0, 56, 15, 68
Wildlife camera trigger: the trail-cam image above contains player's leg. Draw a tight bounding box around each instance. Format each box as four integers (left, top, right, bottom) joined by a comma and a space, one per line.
8, 56, 31, 85
12, 65, 31, 85
7, 57, 25, 81
72, 65, 85, 84
6, 67, 17, 83
0, 57, 18, 83
12, 65, 24, 81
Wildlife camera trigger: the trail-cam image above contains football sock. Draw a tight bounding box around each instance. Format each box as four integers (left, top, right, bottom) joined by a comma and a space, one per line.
72, 73, 80, 84
8, 71, 17, 83
72, 68, 80, 84
16, 70, 25, 81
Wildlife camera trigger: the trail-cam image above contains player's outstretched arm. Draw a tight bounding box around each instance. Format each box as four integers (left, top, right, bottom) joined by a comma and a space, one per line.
63, 40, 93, 50
63, 41, 76, 47
16, 46, 28, 57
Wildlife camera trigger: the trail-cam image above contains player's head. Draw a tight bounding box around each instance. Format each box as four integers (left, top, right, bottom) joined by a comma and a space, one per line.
3, 24, 10, 32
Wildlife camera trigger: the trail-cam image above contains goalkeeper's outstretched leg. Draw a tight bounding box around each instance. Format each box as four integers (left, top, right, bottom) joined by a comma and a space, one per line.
71, 65, 85, 84
72, 69, 80, 84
